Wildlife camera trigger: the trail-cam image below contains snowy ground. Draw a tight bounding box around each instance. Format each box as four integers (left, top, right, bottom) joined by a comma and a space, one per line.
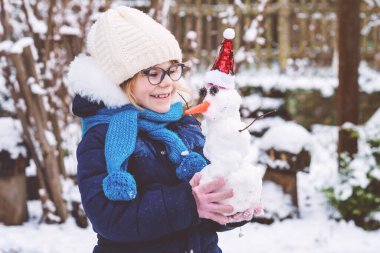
1, 197, 379, 253
1, 64, 380, 252
1, 124, 380, 253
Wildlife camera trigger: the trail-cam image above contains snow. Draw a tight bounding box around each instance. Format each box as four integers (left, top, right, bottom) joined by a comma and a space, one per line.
23, 0, 47, 34
10, 37, 34, 54
0, 117, 27, 159
242, 0, 268, 43
219, 218, 380, 253
359, 62, 380, 93
29, 78, 46, 95
241, 93, 283, 112
0, 71, 16, 113
371, 168, 380, 180
190, 87, 263, 213
25, 160, 37, 177
366, 108, 380, 129
61, 177, 82, 203
260, 154, 290, 170
242, 116, 286, 133
61, 123, 82, 175
260, 181, 296, 218
260, 121, 312, 154
44, 130, 57, 147
0, 201, 96, 253
0, 40, 12, 52
219, 6, 238, 26
186, 30, 197, 40
59, 26, 81, 36
244, 20, 259, 42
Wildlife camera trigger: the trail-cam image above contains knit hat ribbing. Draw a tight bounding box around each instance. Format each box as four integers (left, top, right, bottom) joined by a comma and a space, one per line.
87, 6, 182, 86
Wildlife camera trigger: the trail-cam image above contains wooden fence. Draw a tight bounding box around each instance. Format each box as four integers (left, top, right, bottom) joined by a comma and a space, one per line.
144, 0, 380, 70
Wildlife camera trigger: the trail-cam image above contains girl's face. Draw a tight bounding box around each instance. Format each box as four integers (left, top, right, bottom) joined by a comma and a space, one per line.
132, 61, 180, 113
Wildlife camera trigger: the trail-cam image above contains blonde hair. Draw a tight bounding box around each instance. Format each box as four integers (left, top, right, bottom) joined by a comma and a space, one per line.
120, 71, 194, 111
121, 75, 141, 109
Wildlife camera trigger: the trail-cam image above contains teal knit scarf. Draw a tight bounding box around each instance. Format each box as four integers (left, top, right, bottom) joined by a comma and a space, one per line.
82, 102, 206, 201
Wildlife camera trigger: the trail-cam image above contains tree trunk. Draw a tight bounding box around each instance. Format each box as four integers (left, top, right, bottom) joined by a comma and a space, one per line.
9, 50, 68, 222
278, 0, 290, 72
0, 0, 12, 40
336, 0, 360, 161
150, 0, 164, 23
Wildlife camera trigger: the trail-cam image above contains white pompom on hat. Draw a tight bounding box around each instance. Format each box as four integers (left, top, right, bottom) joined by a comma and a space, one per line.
223, 28, 235, 40
87, 6, 182, 86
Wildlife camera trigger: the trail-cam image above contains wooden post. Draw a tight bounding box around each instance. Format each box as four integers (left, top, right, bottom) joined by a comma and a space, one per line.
42, 0, 56, 74
0, 0, 12, 40
233, 1, 242, 51
299, 0, 308, 57
265, 14, 273, 68
150, 0, 164, 24
336, 0, 360, 160
263, 170, 299, 209
361, 2, 372, 60
278, 0, 290, 72
320, 0, 329, 64
205, 0, 213, 66
239, 0, 252, 70
174, 1, 182, 46
168, 3, 175, 39
195, 0, 203, 61
182, 0, 192, 61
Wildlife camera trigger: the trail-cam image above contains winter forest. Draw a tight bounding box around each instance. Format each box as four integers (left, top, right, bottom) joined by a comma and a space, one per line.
0, 0, 380, 252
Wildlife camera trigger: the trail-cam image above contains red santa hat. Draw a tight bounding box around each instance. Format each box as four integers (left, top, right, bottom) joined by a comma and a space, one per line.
204, 28, 236, 89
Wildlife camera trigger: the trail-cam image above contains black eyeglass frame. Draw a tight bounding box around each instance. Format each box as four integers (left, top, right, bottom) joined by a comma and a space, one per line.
141, 63, 185, 86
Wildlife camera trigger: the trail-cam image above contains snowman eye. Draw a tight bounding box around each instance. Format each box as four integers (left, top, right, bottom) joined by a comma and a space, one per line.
199, 87, 207, 98
209, 85, 219, 96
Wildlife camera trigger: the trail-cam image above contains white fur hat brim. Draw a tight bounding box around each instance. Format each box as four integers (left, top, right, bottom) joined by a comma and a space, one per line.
67, 54, 130, 108
204, 70, 235, 89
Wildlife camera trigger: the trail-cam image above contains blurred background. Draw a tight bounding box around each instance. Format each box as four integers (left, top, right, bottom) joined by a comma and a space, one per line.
0, 0, 379, 252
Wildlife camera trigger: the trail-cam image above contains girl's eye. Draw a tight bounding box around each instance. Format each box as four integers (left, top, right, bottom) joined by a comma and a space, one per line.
148, 71, 160, 77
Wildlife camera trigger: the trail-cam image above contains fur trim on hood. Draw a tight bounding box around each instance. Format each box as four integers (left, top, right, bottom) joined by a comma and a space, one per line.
67, 54, 130, 108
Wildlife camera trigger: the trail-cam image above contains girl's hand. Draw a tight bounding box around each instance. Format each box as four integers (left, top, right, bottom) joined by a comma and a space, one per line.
189, 173, 234, 225
227, 207, 264, 223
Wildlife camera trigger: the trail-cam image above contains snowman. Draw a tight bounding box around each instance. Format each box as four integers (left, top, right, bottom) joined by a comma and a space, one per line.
185, 28, 263, 215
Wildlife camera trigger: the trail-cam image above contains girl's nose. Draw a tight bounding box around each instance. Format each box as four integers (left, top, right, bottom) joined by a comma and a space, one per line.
158, 74, 173, 87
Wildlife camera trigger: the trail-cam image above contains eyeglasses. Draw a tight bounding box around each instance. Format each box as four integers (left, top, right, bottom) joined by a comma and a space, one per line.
141, 63, 185, 86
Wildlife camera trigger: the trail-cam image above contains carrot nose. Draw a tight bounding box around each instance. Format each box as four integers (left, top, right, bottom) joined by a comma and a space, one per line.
184, 101, 210, 115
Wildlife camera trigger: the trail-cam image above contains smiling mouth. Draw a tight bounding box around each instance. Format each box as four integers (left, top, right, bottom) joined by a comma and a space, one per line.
150, 93, 170, 99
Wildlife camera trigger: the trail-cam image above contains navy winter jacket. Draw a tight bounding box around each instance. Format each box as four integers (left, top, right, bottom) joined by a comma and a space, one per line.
73, 96, 245, 253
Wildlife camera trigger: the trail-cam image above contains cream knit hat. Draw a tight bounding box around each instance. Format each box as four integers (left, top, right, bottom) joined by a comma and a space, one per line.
86, 6, 182, 86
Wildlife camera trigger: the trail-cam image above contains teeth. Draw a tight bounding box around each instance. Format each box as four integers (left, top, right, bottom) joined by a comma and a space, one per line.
152, 93, 169, 98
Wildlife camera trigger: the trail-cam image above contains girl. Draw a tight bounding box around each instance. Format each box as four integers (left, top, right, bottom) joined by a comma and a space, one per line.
68, 6, 253, 253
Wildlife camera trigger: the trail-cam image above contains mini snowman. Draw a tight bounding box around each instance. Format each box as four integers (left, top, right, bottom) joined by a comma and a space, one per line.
185, 28, 263, 215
